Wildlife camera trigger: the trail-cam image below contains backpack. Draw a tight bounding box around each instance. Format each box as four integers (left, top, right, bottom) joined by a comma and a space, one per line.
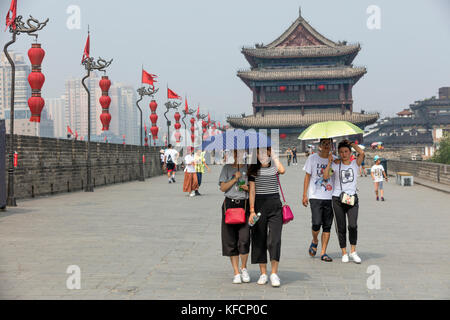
166, 152, 174, 164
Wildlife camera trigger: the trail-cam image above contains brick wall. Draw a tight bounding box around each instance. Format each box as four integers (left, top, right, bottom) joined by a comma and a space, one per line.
5, 134, 163, 199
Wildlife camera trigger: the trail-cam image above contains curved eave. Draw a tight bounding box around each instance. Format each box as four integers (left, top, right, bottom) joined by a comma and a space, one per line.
227, 112, 379, 129
242, 45, 360, 60
237, 67, 366, 87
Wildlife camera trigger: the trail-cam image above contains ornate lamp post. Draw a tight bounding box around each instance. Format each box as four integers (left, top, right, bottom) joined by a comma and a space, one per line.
164, 100, 181, 145
136, 86, 158, 181
182, 105, 195, 150
3, 14, 49, 206
81, 55, 112, 192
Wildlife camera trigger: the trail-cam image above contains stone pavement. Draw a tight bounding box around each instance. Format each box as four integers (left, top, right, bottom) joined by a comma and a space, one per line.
0, 158, 449, 300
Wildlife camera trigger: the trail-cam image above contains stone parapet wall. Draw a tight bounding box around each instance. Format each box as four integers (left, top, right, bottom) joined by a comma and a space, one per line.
385, 159, 450, 186
5, 134, 163, 199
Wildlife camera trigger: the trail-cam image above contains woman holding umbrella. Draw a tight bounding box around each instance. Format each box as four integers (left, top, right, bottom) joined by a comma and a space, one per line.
323, 139, 365, 264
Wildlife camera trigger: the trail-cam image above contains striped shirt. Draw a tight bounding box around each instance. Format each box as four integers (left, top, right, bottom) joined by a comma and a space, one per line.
248, 164, 279, 198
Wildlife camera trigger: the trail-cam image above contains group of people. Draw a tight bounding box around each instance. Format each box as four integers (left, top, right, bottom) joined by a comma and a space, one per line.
219, 138, 372, 287
161, 144, 210, 197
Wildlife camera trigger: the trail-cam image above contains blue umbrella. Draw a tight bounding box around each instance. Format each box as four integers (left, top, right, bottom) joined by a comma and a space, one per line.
202, 129, 271, 151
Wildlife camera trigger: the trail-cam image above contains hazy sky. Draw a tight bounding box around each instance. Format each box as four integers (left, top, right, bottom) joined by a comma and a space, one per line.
1, 0, 449, 124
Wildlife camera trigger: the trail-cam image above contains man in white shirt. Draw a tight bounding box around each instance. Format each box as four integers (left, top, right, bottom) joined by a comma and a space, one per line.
302, 138, 336, 262
371, 155, 388, 201
164, 144, 179, 183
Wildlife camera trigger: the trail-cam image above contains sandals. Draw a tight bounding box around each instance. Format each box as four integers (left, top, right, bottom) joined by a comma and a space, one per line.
308, 242, 318, 257
321, 254, 333, 262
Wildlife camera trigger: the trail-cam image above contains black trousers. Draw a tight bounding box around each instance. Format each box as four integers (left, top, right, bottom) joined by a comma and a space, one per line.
251, 196, 283, 264
221, 198, 250, 256
332, 196, 359, 248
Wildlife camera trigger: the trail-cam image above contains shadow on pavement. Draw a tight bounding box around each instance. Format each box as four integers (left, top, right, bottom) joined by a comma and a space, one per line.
0, 207, 34, 219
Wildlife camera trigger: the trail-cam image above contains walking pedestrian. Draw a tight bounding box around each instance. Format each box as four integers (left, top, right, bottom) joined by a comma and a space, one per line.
164, 144, 179, 183
219, 149, 251, 284
371, 155, 388, 201
286, 148, 293, 166
292, 147, 298, 165
248, 147, 286, 287
194, 149, 210, 196
302, 138, 336, 262
183, 146, 199, 197
323, 139, 365, 264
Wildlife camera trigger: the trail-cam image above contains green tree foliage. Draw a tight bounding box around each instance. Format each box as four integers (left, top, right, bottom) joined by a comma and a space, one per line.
431, 133, 450, 164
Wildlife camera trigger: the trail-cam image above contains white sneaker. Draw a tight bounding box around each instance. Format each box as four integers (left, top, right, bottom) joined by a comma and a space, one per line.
350, 252, 362, 264
342, 254, 349, 263
189, 191, 196, 197
257, 274, 268, 285
241, 268, 250, 283
270, 273, 281, 287
232, 274, 242, 284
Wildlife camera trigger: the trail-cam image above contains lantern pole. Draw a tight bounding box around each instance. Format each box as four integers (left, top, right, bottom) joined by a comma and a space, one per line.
182, 107, 195, 151
136, 86, 158, 181
164, 100, 181, 146
3, 15, 49, 207
81, 56, 113, 192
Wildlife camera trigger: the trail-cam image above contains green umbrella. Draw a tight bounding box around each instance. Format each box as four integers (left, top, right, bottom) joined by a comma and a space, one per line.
298, 121, 364, 140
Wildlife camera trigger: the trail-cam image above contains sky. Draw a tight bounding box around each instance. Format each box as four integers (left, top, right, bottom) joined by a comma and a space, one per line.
1, 0, 449, 124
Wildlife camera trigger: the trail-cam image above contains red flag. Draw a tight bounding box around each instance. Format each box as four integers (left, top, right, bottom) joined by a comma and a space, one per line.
196, 106, 200, 119
184, 98, 188, 112
144, 124, 147, 132
167, 88, 182, 100
81, 34, 90, 63
67, 125, 73, 135
208, 112, 211, 123
5, 0, 17, 31
75, 130, 78, 139
142, 69, 157, 87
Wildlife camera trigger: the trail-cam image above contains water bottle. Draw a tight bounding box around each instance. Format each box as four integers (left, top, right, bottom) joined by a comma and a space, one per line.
249, 212, 261, 227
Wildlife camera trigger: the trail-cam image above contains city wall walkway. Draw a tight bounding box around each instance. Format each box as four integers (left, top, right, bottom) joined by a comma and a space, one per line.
0, 159, 449, 299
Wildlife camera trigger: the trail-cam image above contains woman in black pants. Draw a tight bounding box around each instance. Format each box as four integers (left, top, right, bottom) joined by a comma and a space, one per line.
323, 139, 365, 264
248, 147, 286, 287
219, 149, 251, 284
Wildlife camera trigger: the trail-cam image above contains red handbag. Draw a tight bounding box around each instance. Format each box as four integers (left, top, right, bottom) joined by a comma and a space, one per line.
224, 199, 246, 224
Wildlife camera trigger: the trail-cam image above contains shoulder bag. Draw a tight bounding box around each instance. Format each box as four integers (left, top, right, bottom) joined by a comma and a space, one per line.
224, 199, 246, 224
276, 173, 294, 224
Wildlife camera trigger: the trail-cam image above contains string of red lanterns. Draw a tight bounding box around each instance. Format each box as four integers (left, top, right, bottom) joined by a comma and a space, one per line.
190, 117, 195, 144
149, 100, 159, 145
99, 75, 111, 130
174, 111, 181, 143
27, 43, 46, 122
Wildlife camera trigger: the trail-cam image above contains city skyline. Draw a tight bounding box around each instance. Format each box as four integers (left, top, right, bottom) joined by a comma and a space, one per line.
0, 0, 448, 124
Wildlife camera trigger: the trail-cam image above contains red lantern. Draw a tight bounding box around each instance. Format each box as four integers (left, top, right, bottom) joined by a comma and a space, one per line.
280, 133, 287, 139
174, 123, 181, 130
174, 112, 181, 122
190, 126, 195, 133
190, 117, 195, 125
99, 95, 111, 109
28, 72, 45, 91
318, 84, 325, 91
99, 77, 111, 92
279, 86, 286, 92
202, 120, 207, 128
28, 43, 45, 67
27, 43, 46, 122
150, 113, 158, 124
150, 126, 159, 139
100, 112, 111, 131
149, 100, 158, 112
98, 76, 111, 131
28, 96, 45, 122
191, 134, 195, 143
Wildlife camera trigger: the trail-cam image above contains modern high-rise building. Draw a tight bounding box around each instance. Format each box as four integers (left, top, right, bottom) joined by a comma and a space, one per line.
65, 75, 139, 144
0, 51, 54, 137
47, 95, 66, 138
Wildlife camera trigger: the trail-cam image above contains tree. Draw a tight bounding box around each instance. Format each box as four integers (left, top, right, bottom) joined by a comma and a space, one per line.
431, 132, 450, 164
